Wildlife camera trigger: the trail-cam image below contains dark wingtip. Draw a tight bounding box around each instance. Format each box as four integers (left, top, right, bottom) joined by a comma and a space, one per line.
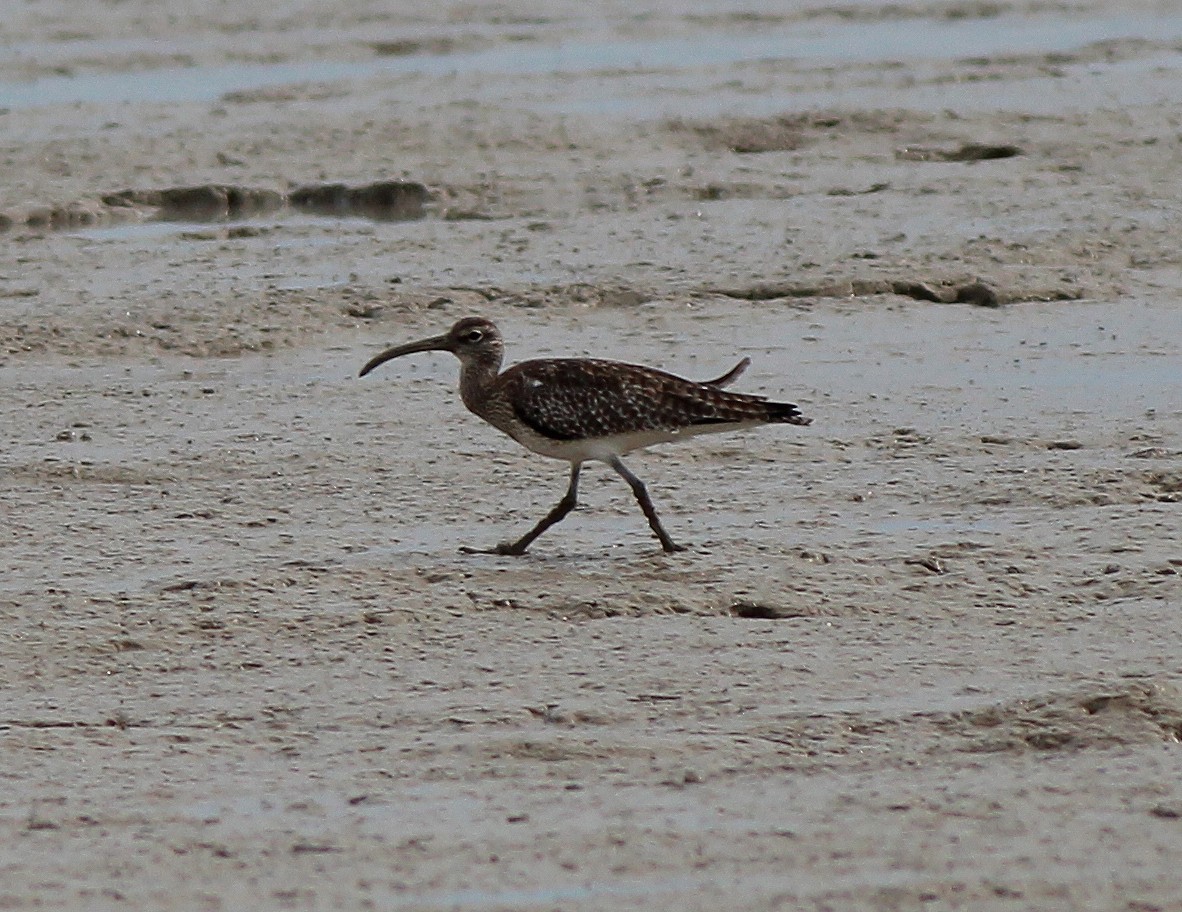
768, 401, 811, 426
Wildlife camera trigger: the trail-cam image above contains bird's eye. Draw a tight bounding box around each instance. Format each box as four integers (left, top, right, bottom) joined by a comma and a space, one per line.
464, 330, 484, 343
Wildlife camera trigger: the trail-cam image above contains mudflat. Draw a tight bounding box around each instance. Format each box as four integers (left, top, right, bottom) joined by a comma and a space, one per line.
2, 1, 1181, 909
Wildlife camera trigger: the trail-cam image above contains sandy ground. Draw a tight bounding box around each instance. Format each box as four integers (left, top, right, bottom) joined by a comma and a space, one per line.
3, 1, 1182, 909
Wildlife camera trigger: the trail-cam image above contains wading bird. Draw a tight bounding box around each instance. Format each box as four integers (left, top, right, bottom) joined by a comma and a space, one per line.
359, 317, 810, 554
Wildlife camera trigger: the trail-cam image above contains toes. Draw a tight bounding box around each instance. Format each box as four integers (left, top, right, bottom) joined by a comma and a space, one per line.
459, 543, 529, 556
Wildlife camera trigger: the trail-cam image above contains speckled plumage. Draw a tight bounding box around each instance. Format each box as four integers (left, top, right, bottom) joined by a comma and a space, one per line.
360, 317, 811, 554
503, 357, 806, 439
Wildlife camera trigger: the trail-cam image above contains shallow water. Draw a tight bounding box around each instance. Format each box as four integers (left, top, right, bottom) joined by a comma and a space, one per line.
5, 10, 1181, 109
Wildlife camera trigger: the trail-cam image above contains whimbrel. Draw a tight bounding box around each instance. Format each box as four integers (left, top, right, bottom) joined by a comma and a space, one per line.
359, 317, 810, 554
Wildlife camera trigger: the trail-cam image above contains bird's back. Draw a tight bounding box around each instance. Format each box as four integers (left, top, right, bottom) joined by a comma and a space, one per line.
487, 357, 809, 445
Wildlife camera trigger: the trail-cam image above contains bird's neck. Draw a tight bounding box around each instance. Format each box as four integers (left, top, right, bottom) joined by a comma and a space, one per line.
458, 355, 502, 416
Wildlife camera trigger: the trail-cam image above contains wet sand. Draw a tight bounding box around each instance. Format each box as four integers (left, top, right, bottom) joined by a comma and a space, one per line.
2, 1, 1182, 909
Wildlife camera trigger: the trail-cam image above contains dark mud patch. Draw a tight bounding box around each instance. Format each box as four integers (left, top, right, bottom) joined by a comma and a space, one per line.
667, 109, 924, 153
286, 182, 430, 221
895, 142, 1022, 162
368, 37, 462, 58
105, 185, 288, 222
691, 181, 804, 202
2, 180, 431, 233
729, 599, 846, 619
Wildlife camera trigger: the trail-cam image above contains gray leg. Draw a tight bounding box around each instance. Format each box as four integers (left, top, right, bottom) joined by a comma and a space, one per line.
462, 463, 581, 556
608, 456, 687, 554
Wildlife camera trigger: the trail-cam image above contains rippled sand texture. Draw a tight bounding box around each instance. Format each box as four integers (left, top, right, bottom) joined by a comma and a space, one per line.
2, 1, 1181, 909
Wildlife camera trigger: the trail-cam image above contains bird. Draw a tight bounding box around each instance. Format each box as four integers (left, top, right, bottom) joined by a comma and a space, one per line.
359, 316, 810, 555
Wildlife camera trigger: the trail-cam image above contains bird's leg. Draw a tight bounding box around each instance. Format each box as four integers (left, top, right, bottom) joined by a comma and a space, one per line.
608, 456, 688, 554
461, 463, 581, 556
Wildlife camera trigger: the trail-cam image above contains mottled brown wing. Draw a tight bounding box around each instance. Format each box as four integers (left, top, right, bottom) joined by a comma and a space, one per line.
501, 358, 788, 441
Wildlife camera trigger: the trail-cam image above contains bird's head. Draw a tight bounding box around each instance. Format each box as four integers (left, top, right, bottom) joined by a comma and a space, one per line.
359, 317, 504, 377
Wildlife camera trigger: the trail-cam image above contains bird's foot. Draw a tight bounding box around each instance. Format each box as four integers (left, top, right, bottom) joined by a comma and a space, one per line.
660, 540, 690, 554
459, 541, 529, 557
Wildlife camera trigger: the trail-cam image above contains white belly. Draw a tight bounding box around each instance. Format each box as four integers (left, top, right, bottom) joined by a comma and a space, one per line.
502, 420, 764, 464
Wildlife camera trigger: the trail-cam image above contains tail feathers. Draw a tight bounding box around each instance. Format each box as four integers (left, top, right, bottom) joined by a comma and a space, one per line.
703, 357, 751, 389
767, 400, 811, 426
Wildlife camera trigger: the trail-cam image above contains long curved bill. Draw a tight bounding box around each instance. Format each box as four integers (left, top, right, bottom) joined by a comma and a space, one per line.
358, 333, 452, 377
